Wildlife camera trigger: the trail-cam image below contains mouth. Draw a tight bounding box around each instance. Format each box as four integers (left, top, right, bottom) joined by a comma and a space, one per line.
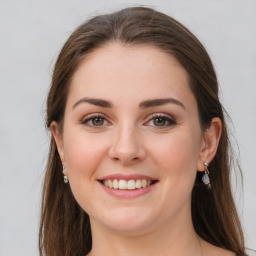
98, 174, 159, 198
99, 178, 159, 190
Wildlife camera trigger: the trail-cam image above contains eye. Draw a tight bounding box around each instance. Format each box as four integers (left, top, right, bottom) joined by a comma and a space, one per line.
145, 114, 176, 128
81, 114, 110, 127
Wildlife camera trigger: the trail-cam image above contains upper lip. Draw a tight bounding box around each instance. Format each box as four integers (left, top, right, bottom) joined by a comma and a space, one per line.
99, 174, 158, 181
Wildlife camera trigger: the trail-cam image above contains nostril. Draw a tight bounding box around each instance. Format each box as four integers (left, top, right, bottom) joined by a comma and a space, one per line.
111, 155, 141, 165
108, 137, 146, 163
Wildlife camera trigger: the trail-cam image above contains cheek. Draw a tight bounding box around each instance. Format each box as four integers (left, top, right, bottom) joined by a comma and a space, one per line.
62, 132, 109, 212
149, 131, 201, 215
156, 132, 199, 165
150, 129, 201, 188
63, 131, 108, 180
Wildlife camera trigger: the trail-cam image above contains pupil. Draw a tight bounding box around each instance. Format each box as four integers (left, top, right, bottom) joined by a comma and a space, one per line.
154, 118, 165, 126
93, 117, 104, 126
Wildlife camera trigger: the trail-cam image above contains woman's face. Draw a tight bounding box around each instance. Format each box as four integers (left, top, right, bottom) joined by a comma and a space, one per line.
53, 43, 207, 233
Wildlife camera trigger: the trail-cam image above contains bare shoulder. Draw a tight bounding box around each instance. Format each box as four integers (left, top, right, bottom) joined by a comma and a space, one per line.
200, 239, 236, 256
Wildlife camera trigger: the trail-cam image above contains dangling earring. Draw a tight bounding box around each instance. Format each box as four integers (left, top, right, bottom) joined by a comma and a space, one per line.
64, 175, 69, 184
63, 165, 69, 184
202, 162, 211, 189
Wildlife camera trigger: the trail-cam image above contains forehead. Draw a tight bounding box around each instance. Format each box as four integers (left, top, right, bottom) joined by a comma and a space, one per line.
68, 43, 195, 108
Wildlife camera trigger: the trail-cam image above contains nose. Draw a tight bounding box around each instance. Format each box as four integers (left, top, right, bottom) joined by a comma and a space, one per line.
108, 125, 146, 165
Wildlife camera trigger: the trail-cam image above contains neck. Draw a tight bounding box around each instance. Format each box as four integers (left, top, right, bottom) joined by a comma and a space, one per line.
87, 210, 203, 256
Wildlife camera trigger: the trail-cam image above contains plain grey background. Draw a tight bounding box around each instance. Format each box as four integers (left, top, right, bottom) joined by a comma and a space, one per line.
0, 0, 255, 255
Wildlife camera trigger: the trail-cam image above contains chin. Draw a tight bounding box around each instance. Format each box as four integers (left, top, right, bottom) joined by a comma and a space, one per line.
92, 207, 157, 234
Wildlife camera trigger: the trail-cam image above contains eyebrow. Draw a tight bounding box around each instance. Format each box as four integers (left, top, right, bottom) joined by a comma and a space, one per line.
72, 97, 185, 110
72, 97, 112, 109
139, 98, 186, 110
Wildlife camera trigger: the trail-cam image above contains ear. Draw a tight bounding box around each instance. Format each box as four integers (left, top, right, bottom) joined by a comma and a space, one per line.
197, 117, 222, 171
51, 121, 66, 174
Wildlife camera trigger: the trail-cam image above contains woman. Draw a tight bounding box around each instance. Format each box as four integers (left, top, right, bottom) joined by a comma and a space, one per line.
39, 6, 247, 256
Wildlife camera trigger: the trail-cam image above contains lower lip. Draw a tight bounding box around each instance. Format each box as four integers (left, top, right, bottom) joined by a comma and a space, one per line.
99, 181, 158, 198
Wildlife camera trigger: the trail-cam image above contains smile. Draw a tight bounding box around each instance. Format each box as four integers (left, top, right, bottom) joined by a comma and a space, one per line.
102, 179, 155, 190
98, 174, 159, 198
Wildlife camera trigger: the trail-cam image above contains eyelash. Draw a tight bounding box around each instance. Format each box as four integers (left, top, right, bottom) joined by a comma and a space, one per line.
80, 113, 176, 128
145, 114, 176, 128
80, 113, 110, 127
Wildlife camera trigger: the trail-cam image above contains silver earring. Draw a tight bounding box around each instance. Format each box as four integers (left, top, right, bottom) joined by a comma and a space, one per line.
202, 162, 211, 189
63, 165, 69, 184
64, 175, 69, 184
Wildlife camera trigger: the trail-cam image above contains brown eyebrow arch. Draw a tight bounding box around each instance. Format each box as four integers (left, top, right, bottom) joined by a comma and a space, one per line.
139, 98, 186, 110
72, 97, 185, 110
72, 97, 112, 109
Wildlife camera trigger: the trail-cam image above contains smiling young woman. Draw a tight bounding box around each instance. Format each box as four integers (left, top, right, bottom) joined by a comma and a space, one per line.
39, 7, 246, 256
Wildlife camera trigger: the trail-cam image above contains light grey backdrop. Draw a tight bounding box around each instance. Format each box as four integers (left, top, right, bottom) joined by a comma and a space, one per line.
0, 0, 255, 255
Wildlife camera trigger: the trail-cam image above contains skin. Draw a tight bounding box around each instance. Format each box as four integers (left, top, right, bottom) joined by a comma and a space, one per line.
52, 43, 234, 256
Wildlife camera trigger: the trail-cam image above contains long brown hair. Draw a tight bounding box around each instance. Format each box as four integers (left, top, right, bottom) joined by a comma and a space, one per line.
39, 6, 245, 256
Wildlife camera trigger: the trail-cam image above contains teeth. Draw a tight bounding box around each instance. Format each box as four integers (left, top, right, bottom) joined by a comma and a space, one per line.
135, 179, 141, 188
142, 179, 147, 188
102, 179, 153, 190
119, 179, 128, 189
108, 180, 113, 188
113, 179, 118, 189
127, 180, 135, 190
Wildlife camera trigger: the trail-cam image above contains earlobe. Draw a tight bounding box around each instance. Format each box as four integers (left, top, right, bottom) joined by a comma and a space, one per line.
50, 121, 65, 164
197, 117, 222, 171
